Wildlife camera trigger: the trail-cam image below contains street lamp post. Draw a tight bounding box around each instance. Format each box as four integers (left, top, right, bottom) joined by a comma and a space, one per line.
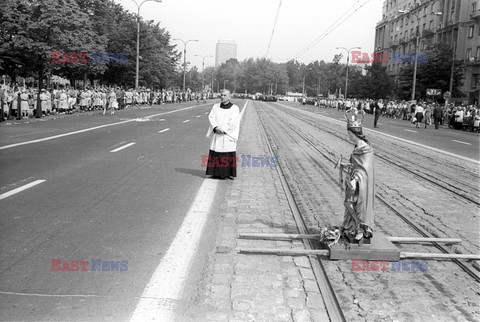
194, 54, 213, 92
131, 0, 162, 90
335, 46, 361, 100
173, 38, 199, 95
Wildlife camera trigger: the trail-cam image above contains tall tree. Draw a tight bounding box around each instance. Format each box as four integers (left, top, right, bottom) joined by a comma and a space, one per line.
396, 44, 464, 100
0, 0, 105, 116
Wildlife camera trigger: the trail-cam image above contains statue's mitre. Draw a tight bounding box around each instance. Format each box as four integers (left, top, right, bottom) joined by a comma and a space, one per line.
344, 108, 363, 129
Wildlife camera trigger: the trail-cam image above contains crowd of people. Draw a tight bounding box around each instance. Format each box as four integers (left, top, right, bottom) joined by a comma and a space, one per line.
316, 98, 480, 132
0, 84, 211, 120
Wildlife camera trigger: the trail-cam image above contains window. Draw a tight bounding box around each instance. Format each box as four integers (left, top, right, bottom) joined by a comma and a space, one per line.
468, 26, 474, 38
466, 48, 472, 59
423, 23, 426, 32
473, 2, 477, 13
472, 74, 480, 90
476, 47, 480, 60
429, 20, 433, 29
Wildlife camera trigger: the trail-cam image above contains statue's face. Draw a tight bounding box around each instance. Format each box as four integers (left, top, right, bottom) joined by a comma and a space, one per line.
348, 130, 358, 144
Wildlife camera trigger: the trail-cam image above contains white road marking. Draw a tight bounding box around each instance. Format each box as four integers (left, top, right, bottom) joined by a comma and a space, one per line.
404, 129, 418, 133
204, 112, 208, 114
0, 104, 205, 151
183, 120, 190, 123
158, 128, 170, 133
196, 115, 201, 118
110, 142, 136, 153
109, 141, 127, 149
452, 140, 471, 146
0, 180, 46, 201
129, 179, 218, 321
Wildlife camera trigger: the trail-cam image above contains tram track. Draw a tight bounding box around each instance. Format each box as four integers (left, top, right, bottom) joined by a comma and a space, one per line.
272, 102, 480, 207
251, 100, 480, 320
259, 101, 480, 282
255, 101, 347, 322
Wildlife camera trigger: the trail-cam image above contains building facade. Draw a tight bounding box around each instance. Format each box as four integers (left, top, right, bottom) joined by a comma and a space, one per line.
374, 0, 480, 104
215, 40, 237, 67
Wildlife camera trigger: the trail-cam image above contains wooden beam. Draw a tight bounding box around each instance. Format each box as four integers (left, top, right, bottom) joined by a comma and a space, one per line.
400, 252, 480, 260
388, 237, 462, 244
238, 233, 321, 240
238, 247, 330, 256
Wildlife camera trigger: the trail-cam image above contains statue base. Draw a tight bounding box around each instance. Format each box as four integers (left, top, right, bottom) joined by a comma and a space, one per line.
329, 233, 400, 261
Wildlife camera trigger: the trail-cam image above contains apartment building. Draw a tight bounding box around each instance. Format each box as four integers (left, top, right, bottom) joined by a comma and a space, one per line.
375, 0, 480, 103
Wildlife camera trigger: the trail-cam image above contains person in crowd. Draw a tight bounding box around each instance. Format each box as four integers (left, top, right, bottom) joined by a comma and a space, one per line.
424, 104, 432, 128
20, 89, 30, 118
205, 89, 241, 179
413, 103, 424, 128
373, 99, 381, 128
67, 86, 77, 113
337, 109, 374, 243
433, 104, 443, 130
40, 89, 50, 115
106, 87, 117, 115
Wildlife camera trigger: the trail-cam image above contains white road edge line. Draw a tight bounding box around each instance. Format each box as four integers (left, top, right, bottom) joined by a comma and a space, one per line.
183, 120, 190, 123
129, 179, 218, 321
452, 140, 472, 146
110, 142, 136, 153
158, 128, 170, 133
0, 180, 46, 201
0, 104, 205, 151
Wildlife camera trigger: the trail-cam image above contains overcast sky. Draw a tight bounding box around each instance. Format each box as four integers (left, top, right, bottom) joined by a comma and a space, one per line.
116, 0, 385, 69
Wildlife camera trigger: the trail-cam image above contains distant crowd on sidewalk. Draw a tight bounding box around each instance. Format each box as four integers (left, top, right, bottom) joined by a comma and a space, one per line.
315, 98, 480, 132
0, 83, 211, 120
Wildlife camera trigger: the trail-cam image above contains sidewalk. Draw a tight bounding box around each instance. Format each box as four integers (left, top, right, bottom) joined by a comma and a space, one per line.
185, 102, 330, 321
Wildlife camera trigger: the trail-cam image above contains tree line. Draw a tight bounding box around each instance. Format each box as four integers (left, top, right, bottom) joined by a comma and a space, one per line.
0, 0, 465, 101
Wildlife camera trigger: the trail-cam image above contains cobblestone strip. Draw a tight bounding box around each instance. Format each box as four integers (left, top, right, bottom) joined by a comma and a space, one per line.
185, 103, 330, 321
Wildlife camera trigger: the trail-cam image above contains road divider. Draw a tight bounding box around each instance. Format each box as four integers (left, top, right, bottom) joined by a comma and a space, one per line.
452, 140, 471, 146
110, 142, 136, 153
0, 180, 46, 201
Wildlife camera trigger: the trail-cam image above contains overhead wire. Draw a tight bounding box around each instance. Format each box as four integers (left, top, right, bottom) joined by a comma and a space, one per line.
265, 0, 283, 58
292, 0, 372, 61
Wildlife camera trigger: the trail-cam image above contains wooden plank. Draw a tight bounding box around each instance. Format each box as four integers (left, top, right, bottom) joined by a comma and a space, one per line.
238, 233, 321, 240
238, 247, 330, 256
388, 237, 462, 244
400, 252, 480, 260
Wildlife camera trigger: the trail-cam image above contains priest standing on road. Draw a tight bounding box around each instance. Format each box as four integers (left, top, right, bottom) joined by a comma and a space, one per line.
205, 90, 240, 179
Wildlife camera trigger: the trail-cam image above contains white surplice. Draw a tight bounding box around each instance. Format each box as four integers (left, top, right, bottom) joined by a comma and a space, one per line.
206, 103, 241, 152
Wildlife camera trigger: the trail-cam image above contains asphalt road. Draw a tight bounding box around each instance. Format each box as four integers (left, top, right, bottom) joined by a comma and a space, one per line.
282, 102, 480, 162
0, 101, 231, 321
